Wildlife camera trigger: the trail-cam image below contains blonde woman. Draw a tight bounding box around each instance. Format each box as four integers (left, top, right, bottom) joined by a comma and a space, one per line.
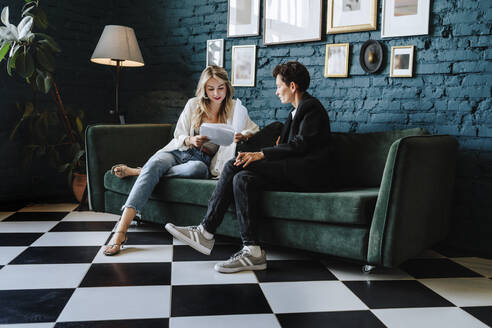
105, 65, 259, 256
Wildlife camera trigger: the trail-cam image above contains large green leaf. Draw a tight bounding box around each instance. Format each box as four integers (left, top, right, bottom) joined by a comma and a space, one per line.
36, 33, 61, 53
0, 42, 11, 63
9, 102, 35, 140
22, 3, 36, 17
15, 51, 35, 78
34, 69, 52, 93
29, 7, 48, 30
14, 52, 26, 77
35, 46, 55, 72
35, 70, 44, 91
7, 49, 19, 76
43, 72, 52, 93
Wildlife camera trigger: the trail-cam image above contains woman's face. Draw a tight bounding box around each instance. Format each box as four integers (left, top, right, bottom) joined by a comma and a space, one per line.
205, 77, 227, 106
275, 75, 294, 104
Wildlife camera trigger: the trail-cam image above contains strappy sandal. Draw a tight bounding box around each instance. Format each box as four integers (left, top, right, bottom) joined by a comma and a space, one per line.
103, 231, 128, 256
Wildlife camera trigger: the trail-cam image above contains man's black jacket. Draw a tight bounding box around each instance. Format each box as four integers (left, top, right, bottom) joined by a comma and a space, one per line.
261, 92, 332, 189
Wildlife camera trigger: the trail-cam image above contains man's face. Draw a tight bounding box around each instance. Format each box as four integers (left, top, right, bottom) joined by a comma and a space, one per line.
275, 75, 294, 104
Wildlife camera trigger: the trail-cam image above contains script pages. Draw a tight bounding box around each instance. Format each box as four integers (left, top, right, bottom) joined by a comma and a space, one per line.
199, 99, 248, 146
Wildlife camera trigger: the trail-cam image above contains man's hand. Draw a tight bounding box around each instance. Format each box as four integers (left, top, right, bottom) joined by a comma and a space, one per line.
275, 136, 280, 145
234, 133, 252, 143
234, 151, 264, 167
189, 135, 209, 148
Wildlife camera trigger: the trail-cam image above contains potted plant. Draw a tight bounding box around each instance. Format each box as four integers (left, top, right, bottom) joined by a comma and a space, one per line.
1, 1, 87, 202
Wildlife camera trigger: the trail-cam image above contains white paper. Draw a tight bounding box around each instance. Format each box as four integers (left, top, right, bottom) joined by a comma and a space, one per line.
232, 98, 248, 132
200, 123, 235, 146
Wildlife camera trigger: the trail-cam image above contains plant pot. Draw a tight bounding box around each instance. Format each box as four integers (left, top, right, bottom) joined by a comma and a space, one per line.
72, 172, 87, 203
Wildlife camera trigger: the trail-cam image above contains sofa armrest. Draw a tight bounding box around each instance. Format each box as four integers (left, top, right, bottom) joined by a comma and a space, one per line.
367, 135, 458, 267
85, 124, 173, 211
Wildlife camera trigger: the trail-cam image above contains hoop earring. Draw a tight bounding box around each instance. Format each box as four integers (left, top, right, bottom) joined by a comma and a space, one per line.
203, 95, 209, 100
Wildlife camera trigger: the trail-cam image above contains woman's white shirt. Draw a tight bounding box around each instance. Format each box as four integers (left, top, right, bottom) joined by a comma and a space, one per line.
161, 97, 259, 177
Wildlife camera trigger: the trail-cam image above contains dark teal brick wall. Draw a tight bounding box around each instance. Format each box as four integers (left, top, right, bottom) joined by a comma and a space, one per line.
1, 0, 490, 254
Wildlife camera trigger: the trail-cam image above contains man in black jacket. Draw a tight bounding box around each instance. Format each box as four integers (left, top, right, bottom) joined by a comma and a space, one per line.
166, 61, 332, 273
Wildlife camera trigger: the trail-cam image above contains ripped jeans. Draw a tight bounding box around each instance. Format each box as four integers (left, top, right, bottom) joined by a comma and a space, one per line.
122, 147, 211, 217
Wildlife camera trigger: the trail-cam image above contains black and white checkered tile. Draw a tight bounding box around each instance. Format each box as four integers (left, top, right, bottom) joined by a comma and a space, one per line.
0, 204, 491, 328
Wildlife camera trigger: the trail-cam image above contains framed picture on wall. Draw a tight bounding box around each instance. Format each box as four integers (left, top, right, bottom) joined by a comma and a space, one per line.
206, 39, 224, 67
227, 0, 260, 37
324, 43, 350, 78
231, 45, 256, 87
381, 0, 430, 37
390, 45, 414, 77
327, 0, 377, 34
264, 0, 322, 45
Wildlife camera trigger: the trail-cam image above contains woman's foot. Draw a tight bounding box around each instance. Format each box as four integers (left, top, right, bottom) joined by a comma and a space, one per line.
103, 231, 128, 256
111, 164, 141, 179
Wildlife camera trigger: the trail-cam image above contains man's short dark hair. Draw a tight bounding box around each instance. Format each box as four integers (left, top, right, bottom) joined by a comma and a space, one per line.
272, 61, 310, 92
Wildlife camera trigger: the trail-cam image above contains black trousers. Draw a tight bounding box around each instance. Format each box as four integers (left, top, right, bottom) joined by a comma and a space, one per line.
201, 158, 292, 245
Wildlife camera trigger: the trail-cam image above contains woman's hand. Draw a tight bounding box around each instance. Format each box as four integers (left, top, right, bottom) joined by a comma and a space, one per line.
234, 151, 264, 168
234, 133, 251, 143
189, 135, 209, 148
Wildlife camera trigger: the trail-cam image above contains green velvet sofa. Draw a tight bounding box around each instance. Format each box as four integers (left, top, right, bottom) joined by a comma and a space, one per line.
86, 124, 458, 268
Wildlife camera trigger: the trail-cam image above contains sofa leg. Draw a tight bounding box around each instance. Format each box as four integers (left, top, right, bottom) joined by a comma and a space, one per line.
362, 264, 376, 274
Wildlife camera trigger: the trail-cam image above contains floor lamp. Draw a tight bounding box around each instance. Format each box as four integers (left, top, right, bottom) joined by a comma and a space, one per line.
90, 25, 144, 124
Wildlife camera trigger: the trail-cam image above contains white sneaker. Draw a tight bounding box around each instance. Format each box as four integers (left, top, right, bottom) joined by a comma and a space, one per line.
165, 223, 214, 255
215, 249, 267, 273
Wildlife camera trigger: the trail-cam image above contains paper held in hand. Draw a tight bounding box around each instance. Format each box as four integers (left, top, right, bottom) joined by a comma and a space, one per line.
199, 123, 235, 146
199, 99, 249, 146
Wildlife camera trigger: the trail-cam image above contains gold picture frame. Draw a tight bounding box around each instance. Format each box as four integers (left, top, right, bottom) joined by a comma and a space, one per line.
324, 43, 350, 78
227, 0, 260, 37
382, 0, 430, 38
264, 0, 323, 45
390, 45, 414, 78
231, 45, 257, 87
327, 0, 377, 34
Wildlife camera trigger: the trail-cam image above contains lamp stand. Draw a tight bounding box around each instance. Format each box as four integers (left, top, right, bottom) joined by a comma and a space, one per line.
110, 59, 126, 124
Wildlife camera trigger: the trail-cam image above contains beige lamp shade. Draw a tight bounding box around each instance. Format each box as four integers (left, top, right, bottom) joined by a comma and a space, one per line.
90, 25, 144, 67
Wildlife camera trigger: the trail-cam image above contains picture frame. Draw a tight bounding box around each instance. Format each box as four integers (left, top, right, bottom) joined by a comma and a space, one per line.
264, 0, 322, 45
231, 45, 256, 87
206, 39, 224, 67
324, 43, 350, 78
390, 45, 414, 77
327, 0, 377, 34
381, 0, 430, 38
227, 0, 260, 37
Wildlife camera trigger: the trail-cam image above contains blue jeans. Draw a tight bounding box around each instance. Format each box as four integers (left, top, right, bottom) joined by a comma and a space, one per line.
123, 148, 211, 217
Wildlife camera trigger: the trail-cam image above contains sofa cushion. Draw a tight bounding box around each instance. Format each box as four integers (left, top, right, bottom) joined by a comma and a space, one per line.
105, 173, 378, 225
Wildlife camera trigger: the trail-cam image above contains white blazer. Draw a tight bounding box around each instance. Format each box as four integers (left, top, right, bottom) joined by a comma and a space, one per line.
162, 97, 259, 177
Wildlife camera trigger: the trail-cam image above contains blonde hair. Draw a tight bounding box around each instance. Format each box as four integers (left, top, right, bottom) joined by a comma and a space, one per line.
193, 66, 234, 129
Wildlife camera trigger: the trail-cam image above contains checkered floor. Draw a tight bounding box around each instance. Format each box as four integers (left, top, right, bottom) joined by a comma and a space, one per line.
0, 203, 491, 328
